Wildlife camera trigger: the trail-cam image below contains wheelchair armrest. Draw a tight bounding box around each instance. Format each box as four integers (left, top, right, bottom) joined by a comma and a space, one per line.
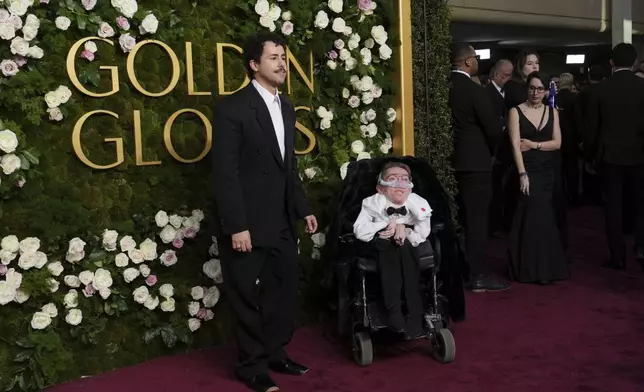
432, 222, 445, 233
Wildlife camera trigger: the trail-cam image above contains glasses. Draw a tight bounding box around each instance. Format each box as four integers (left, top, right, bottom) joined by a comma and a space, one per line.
528, 86, 546, 93
384, 175, 411, 183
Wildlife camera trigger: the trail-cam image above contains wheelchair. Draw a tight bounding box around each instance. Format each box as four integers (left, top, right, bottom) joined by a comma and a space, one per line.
327, 156, 463, 367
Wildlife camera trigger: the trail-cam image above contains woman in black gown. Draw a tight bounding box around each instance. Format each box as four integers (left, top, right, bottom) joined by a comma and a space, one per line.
507, 72, 570, 284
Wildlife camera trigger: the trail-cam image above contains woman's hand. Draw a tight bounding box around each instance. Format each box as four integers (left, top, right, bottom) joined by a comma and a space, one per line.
378, 220, 396, 239
520, 175, 530, 195
519, 139, 535, 152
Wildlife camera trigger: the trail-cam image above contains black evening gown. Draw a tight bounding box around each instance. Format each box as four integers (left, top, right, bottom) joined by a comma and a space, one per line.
509, 107, 570, 283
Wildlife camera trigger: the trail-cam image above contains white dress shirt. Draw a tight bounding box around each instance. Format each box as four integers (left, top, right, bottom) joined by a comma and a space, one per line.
252, 79, 285, 159
353, 193, 433, 247
451, 70, 471, 79
492, 80, 505, 98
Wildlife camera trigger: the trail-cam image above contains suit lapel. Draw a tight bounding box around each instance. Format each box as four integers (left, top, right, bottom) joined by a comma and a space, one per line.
247, 85, 285, 168
280, 95, 294, 169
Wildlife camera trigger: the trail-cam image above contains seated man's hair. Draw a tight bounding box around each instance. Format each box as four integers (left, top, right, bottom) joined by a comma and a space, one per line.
380, 162, 412, 180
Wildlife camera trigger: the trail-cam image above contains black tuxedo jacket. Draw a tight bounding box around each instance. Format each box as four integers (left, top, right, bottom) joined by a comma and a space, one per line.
584, 70, 644, 166
485, 82, 506, 126
211, 84, 311, 247
449, 72, 502, 172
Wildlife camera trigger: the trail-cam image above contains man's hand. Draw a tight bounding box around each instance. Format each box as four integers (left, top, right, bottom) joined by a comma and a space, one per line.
304, 215, 318, 234
378, 220, 396, 239
232, 230, 252, 252
393, 224, 407, 246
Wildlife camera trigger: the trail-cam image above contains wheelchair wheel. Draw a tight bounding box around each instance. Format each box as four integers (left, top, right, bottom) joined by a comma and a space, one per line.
430, 328, 455, 364
352, 331, 373, 366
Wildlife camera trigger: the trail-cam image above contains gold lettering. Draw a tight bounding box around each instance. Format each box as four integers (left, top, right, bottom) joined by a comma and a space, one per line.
185, 42, 211, 96
127, 40, 181, 97
216, 43, 250, 96
286, 48, 314, 95
72, 110, 124, 169
66, 37, 120, 97
164, 109, 213, 163
294, 106, 316, 155
133, 110, 162, 166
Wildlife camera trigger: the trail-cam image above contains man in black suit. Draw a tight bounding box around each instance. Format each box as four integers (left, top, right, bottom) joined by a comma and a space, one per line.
449, 43, 510, 292
585, 43, 644, 270
486, 59, 514, 236
212, 32, 318, 392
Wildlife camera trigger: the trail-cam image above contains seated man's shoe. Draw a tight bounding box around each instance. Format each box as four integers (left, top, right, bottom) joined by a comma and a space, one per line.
386, 307, 406, 333
268, 358, 309, 376
235, 372, 280, 392
468, 274, 511, 292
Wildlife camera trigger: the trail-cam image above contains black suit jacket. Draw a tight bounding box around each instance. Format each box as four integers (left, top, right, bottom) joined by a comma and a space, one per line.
584, 71, 644, 166
449, 72, 502, 172
485, 82, 506, 127
211, 84, 311, 247
555, 89, 579, 152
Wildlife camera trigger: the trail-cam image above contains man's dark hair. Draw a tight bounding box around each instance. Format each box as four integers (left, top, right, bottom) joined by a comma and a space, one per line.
243, 32, 287, 79
588, 65, 604, 82
611, 42, 637, 68
380, 162, 412, 181
450, 42, 473, 69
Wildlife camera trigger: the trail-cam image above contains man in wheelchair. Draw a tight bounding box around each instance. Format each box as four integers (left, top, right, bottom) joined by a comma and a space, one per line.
353, 162, 432, 337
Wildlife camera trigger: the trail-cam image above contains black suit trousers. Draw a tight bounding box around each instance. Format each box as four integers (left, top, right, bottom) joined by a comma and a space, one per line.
456, 171, 492, 275
600, 163, 644, 263
219, 225, 298, 378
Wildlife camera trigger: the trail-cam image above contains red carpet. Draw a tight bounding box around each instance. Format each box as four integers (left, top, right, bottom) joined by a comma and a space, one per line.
49, 207, 644, 392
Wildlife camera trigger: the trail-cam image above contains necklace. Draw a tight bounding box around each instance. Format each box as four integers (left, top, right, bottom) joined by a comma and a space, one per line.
527, 102, 543, 109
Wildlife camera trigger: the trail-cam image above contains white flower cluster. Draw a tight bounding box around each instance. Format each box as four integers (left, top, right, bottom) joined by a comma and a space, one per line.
155, 209, 204, 253
254, 0, 294, 36
0, 2, 44, 79
132, 282, 174, 312
43, 85, 72, 122
0, 128, 20, 177
187, 285, 219, 332
316, 106, 334, 131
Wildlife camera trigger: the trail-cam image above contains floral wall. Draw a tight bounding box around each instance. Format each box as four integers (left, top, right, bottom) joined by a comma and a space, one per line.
0, 0, 399, 390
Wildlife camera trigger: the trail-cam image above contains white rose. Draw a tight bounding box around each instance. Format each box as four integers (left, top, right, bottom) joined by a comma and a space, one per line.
334, 40, 345, 51
360, 76, 374, 91
202, 286, 221, 308
188, 301, 200, 316
0, 154, 21, 175
366, 123, 377, 138
320, 117, 332, 129
64, 289, 78, 308
139, 238, 157, 261
123, 267, 139, 283
311, 233, 326, 247
132, 286, 150, 304
92, 268, 113, 291
365, 38, 375, 49
126, 249, 143, 265
338, 48, 350, 61
188, 318, 201, 332
362, 91, 374, 105
357, 151, 371, 160
144, 296, 159, 310
84, 41, 98, 53
344, 57, 357, 71
46, 261, 63, 277
54, 16, 71, 31
386, 107, 397, 123
30, 312, 51, 330
372, 85, 383, 98
371, 25, 388, 45
365, 109, 377, 122
160, 249, 178, 267
64, 275, 81, 288
348, 37, 360, 51
348, 96, 360, 108
6, 268, 21, 289
41, 303, 58, 318
191, 209, 205, 222
254, 0, 269, 16
44, 91, 61, 109
209, 237, 219, 257
160, 298, 175, 312
120, 235, 136, 252
138, 264, 150, 277
115, 253, 129, 267
342, 88, 350, 99
118, 33, 136, 53
155, 210, 168, 227
34, 251, 47, 269
1, 59, 19, 77
191, 286, 204, 300
55, 85, 72, 104
258, 16, 276, 32
351, 140, 365, 154
14, 289, 29, 304
102, 229, 118, 251
158, 225, 177, 244
48, 278, 59, 293
328, 0, 343, 13
343, 26, 352, 36
0, 10, 9, 23
182, 216, 199, 230
0, 250, 16, 265
281, 11, 292, 21
331, 18, 345, 33
112, 0, 138, 18
0, 281, 16, 305
281, 20, 293, 36
326, 60, 336, 70
66, 308, 83, 325
360, 47, 372, 64
7, 0, 28, 16
139, 13, 158, 34
314, 10, 329, 29
17, 252, 36, 270
22, 24, 38, 41
203, 259, 223, 283
0, 22, 15, 41
169, 215, 183, 229
1, 235, 20, 252
304, 167, 317, 179
379, 44, 392, 60
159, 283, 174, 298
78, 270, 94, 286
47, 107, 63, 122
340, 162, 349, 180
267, 3, 281, 21
66, 238, 86, 263
25, 14, 40, 29
379, 143, 389, 154
204, 310, 214, 321
8, 14, 21, 30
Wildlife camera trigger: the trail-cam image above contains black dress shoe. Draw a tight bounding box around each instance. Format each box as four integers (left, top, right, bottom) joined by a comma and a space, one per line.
468, 274, 511, 292
268, 358, 309, 376
235, 372, 279, 392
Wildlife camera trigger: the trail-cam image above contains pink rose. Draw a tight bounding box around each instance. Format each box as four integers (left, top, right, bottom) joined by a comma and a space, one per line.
116, 16, 130, 30
82, 0, 96, 11
196, 308, 207, 319
83, 284, 96, 297
145, 275, 157, 286
160, 250, 178, 267
328, 50, 338, 60
281, 21, 294, 36
184, 228, 197, 239
172, 238, 184, 249
15, 178, 26, 188
358, 0, 373, 11
0, 265, 7, 276
80, 50, 95, 61
12, 56, 26, 67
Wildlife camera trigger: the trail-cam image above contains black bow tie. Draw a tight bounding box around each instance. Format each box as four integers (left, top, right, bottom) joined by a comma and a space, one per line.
386, 206, 407, 216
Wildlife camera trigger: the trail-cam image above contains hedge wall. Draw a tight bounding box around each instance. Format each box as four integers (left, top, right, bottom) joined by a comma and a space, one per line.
0, 0, 401, 390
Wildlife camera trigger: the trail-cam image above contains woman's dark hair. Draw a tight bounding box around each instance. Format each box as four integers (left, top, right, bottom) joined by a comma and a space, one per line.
513, 51, 540, 81
525, 71, 549, 91
243, 32, 287, 79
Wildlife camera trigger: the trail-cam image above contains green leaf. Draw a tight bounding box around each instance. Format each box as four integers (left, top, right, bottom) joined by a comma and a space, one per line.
13, 351, 31, 363
169, 14, 181, 27
88, 14, 102, 24
15, 338, 35, 349
33, 369, 44, 390
5, 375, 18, 391
17, 374, 26, 391
93, 260, 104, 268
76, 14, 87, 30
143, 328, 159, 344
160, 328, 177, 348
88, 71, 101, 87
22, 150, 38, 165
18, 154, 30, 170
104, 302, 114, 315
88, 250, 107, 261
